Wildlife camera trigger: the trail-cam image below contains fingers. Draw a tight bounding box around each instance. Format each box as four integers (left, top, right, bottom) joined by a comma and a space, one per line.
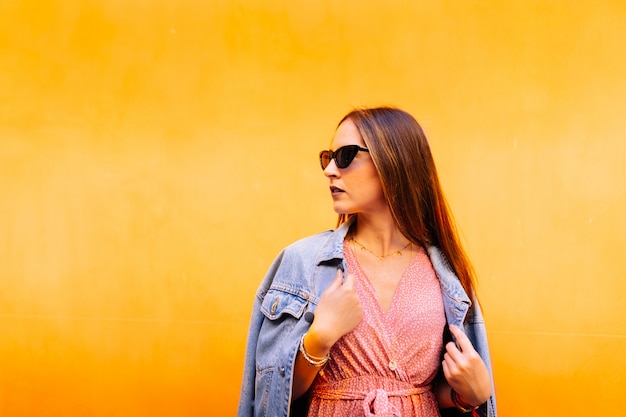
342, 272, 356, 290
445, 325, 479, 368
444, 338, 462, 363
313, 269, 362, 347
443, 326, 474, 372
326, 269, 356, 292
441, 355, 453, 379
448, 325, 473, 353
442, 326, 492, 406
327, 269, 343, 290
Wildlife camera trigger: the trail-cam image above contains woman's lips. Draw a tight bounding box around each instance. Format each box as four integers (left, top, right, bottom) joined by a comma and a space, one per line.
330, 185, 344, 194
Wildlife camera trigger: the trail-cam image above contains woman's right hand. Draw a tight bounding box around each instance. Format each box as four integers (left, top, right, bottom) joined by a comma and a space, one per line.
306, 269, 363, 354
292, 269, 363, 400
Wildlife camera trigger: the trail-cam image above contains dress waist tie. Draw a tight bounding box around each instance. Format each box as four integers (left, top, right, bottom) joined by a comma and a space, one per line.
311, 377, 432, 417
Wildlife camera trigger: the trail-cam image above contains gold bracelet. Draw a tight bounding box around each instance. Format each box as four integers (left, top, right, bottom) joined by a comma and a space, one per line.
299, 333, 329, 368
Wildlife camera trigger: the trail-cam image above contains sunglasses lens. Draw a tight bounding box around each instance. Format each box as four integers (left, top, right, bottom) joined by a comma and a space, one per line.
319, 145, 364, 170
319, 151, 332, 169
336, 146, 358, 168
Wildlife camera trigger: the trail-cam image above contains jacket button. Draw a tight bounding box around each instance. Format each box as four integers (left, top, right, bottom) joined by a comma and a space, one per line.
278, 366, 285, 376
271, 298, 279, 314
388, 359, 397, 371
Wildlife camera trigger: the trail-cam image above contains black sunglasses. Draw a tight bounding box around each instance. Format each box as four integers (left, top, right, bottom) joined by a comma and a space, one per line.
319, 145, 369, 170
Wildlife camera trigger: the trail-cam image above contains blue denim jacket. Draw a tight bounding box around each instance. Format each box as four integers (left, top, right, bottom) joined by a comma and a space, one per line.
238, 220, 497, 417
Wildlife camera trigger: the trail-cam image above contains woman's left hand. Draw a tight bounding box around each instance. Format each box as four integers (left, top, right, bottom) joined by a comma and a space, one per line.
442, 325, 492, 407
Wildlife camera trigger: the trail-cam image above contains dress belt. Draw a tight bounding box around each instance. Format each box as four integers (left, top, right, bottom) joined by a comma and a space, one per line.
311, 377, 432, 417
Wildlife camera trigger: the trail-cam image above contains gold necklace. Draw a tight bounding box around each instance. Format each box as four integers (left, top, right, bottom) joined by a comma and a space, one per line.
350, 237, 412, 261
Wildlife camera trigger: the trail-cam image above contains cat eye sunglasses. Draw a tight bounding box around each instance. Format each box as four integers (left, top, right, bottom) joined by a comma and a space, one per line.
319, 145, 369, 170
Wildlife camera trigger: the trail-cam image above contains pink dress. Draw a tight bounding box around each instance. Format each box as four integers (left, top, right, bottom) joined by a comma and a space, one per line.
307, 242, 446, 417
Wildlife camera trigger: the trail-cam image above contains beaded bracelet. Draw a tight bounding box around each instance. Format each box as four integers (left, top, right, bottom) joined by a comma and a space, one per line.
451, 389, 480, 415
299, 333, 330, 368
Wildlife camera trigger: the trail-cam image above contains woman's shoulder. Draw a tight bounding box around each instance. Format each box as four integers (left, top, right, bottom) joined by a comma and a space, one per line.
269, 221, 351, 270
277, 222, 350, 262
282, 228, 338, 255
258, 228, 342, 292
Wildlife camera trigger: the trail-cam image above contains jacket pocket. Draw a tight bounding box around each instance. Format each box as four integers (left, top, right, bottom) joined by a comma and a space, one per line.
260, 288, 308, 321
255, 288, 309, 414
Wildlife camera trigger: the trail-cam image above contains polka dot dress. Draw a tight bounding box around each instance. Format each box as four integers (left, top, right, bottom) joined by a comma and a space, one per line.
307, 242, 446, 417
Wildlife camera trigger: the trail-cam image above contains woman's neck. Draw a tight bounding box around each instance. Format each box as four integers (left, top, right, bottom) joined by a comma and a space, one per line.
351, 213, 409, 256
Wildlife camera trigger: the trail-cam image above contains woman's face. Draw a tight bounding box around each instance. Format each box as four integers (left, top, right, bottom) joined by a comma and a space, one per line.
323, 119, 387, 216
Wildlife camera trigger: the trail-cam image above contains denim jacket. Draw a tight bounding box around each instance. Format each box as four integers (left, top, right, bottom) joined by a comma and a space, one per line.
238, 220, 497, 417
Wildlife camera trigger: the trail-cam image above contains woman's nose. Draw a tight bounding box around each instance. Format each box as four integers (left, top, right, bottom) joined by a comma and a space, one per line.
323, 159, 339, 177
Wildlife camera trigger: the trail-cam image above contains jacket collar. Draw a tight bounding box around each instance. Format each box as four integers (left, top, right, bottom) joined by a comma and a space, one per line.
315, 218, 472, 324
316, 217, 354, 265
427, 246, 472, 306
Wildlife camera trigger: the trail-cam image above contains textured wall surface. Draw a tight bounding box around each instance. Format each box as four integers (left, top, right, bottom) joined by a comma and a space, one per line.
1, 1, 625, 415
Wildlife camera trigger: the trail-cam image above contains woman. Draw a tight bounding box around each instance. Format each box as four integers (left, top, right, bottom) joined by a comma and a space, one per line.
238, 107, 496, 417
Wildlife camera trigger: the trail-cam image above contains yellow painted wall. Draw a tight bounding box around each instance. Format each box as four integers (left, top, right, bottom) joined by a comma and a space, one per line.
1, 1, 625, 415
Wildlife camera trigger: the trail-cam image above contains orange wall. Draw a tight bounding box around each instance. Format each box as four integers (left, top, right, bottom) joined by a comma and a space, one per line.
1, 1, 625, 415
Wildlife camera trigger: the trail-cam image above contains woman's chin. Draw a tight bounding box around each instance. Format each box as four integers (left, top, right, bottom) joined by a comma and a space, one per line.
332, 204, 354, 215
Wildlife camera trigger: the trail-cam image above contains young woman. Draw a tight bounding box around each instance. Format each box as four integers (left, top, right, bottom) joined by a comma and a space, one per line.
238, 107, 496, 417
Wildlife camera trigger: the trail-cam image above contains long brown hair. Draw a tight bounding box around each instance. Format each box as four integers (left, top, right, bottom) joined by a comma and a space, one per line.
336, 106, 478, 300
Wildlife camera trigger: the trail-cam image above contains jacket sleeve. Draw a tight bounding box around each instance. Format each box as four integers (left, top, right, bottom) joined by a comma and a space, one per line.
237, 251, 285, 417
429, 246, 497, 417
464, 300, 497, 417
